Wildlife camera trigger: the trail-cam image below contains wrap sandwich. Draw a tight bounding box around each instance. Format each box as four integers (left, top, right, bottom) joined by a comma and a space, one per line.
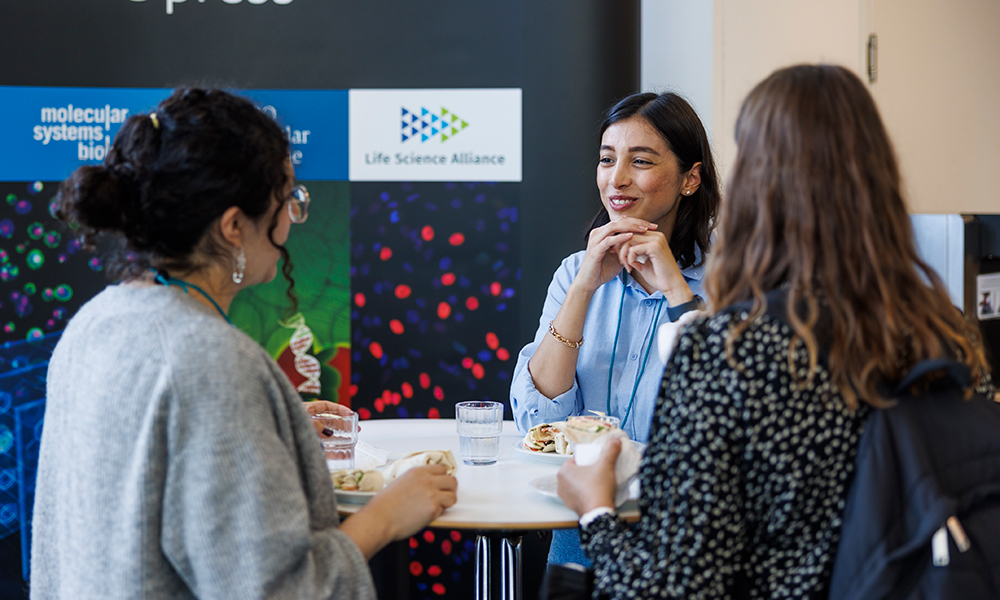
551, 414, 620, 446
384, 449, 458, 481
522, 423, 571, 454
331, 469, 385, 492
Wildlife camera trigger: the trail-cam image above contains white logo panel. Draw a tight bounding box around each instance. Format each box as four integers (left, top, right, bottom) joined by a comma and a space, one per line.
349, 88, 521, 182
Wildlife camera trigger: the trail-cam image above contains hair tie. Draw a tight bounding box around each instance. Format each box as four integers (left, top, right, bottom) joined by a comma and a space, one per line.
149, 113, 160, 129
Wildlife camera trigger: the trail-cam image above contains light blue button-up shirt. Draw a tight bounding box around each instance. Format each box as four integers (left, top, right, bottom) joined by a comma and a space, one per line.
510, 249, 705, 443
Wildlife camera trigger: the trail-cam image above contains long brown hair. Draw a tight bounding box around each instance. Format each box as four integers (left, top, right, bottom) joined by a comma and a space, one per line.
705, 64, 988, 409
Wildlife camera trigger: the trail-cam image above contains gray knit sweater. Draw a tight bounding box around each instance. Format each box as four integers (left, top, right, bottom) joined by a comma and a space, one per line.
31, 284, 375, 600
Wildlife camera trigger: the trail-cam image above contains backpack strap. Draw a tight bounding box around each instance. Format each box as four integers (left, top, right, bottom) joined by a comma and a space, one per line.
893, 358, 972, 395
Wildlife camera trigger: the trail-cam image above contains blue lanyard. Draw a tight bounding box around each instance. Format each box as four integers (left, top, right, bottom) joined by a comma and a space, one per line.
152, 269, 234, 326
606, 276, 664, 429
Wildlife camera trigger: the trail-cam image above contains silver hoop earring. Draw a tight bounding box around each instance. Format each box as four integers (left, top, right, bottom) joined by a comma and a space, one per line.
232, 246, 246, 284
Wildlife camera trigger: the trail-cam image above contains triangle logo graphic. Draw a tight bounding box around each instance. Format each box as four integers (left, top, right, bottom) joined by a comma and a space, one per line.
399, 106, 469, 143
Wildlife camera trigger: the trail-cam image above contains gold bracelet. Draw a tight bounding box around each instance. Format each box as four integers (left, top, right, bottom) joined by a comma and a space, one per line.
548, 321, 583, 349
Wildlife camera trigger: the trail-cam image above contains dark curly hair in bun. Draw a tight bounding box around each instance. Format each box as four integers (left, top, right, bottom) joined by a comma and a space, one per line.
55, 87, 296, 308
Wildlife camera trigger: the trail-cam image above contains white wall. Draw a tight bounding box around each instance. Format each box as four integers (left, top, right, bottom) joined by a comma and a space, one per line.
640, 0, 714, 143
870, 0, 1000, 214
910, 214, 966, 308
640, 0, 1000, 214
711, 0, 866, 181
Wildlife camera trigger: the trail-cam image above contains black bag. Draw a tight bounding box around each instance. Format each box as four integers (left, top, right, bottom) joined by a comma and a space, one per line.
540, 562, 594, 600
829, 358, 1000, 599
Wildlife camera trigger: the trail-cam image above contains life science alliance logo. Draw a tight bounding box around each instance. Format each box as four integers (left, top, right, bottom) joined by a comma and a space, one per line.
400, 107, 468, 143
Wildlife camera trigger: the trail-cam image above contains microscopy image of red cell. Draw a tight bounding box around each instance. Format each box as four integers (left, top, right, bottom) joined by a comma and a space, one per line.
369, 341, 383, 359
448, 232, 464, 246
496, 348, 510, 361
395, 284, 412, 299
390, 319, 405, 334
485, 332, 499, 350
354, 292, 366, 307
465, 296, 479, 310
440, 272, 455, 286
490, 281, 502, 296
421, 225, 434, 241
379, 247, 393, 261
436, 302, 451, 319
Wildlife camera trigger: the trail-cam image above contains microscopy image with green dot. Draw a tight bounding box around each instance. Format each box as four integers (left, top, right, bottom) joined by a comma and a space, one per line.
1, 182, 107, 343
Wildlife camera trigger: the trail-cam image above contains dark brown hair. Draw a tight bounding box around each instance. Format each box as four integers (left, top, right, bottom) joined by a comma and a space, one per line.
588, 92, 720, 269
705, 64, 988, 408
55, 87, 297, 310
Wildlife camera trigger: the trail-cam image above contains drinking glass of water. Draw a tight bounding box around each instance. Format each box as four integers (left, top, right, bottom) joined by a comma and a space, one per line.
311, 411, 359, 471
455, 400, 503, 465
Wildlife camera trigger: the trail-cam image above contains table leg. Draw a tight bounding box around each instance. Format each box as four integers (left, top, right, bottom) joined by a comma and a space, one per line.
476, 534, 491, 600
501, 535, 522, 600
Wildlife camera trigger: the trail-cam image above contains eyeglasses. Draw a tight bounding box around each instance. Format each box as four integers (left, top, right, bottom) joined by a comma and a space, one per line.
287, 184, 310, 224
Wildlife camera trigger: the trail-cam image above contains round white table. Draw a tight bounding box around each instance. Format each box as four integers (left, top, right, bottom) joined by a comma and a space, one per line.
338, 418, 638, 600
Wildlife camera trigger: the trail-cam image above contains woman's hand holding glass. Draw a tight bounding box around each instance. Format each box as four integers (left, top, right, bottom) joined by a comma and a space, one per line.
303, 400, 357, 436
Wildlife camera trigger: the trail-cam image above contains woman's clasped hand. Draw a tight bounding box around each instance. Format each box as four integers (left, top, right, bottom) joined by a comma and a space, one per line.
581, 217, 691, 305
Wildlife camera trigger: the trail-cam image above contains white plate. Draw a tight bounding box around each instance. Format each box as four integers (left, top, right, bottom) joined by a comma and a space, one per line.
512, 439, 573, 464
528, 474, 562, 501
528, 475, 641, 508
334, 489, 377, 505
512, 438, 646, 465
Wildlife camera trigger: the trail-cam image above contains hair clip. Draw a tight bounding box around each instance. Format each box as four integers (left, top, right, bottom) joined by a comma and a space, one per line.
149, 113, 160, 129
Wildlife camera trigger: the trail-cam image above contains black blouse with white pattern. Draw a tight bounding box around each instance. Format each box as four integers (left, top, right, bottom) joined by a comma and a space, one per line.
580, 310, 870, 599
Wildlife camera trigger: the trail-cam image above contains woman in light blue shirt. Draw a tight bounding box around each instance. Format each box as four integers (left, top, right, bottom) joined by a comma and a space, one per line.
510, 92, 720, 565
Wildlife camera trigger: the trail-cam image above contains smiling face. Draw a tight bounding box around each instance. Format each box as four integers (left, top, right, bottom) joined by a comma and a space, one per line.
597, 116, 695, 234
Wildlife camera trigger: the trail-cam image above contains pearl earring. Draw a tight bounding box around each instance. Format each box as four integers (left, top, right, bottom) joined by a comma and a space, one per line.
232, 246, 246, 284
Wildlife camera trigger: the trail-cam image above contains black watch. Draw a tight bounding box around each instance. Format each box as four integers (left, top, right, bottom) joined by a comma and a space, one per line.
666, 294, 703, 322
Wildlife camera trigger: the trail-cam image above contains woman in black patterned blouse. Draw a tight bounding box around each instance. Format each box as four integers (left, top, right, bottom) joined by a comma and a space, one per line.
555, 64, 992, 599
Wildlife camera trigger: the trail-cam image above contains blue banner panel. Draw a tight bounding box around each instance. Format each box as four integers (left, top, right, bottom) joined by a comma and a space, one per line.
0, 87, 348, 182
242, 90, 348, 181
0, 87, 167, 182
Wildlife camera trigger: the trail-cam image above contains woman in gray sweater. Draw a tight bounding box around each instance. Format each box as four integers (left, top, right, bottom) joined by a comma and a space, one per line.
30, 88, 457, 600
